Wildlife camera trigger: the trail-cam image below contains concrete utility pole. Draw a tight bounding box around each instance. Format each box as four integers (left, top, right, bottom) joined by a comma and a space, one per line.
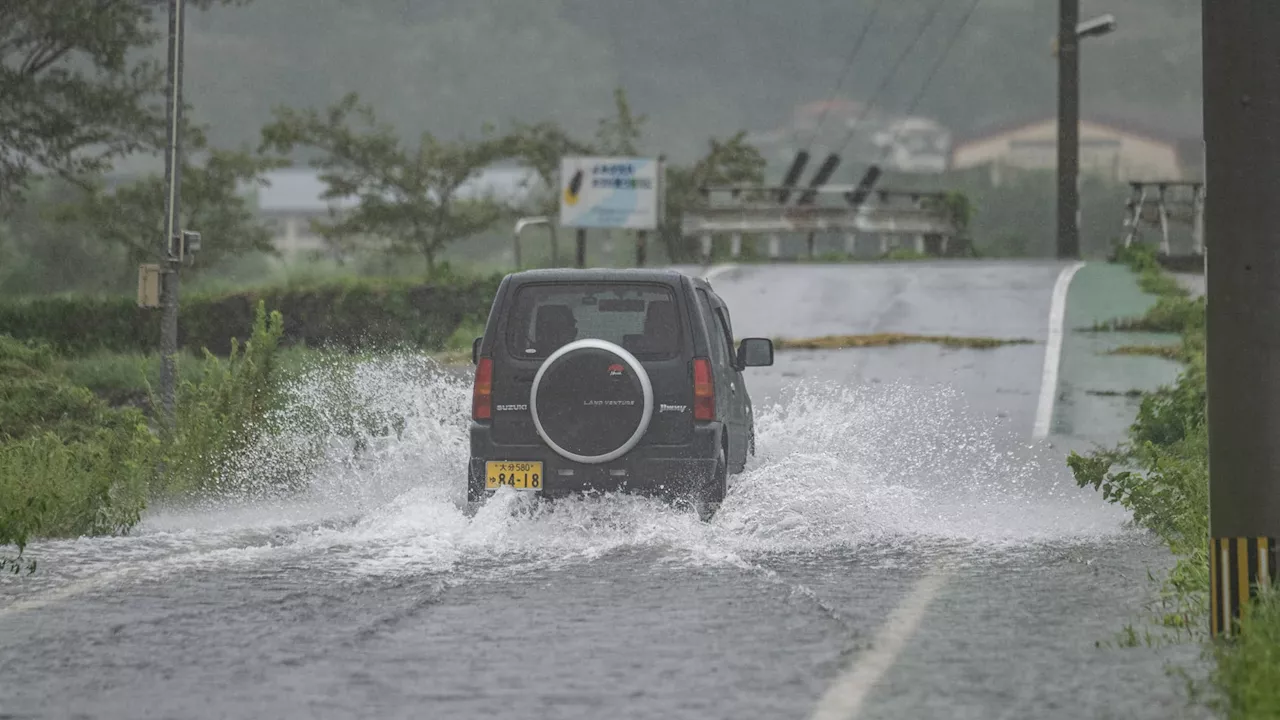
1055, 0, 1080, 260
1204, 0, 1280, 638
1056, 5, 1116, 260
158, 0, 187, 428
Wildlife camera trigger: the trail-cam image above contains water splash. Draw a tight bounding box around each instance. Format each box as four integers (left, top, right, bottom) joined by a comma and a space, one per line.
6, 356, 1133, 589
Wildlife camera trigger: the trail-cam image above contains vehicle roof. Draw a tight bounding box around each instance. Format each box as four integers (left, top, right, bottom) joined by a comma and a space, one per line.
504, 267, 702, 287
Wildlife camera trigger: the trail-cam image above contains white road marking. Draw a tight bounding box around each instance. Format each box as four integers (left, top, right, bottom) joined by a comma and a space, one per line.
808, 567, 951, 720
1032, 261, 1086, 440
807, 261, 1082, 718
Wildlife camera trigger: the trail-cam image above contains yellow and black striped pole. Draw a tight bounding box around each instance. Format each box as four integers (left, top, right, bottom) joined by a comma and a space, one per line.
1210, 538, 1277, 637
1203, 2, 1280, 638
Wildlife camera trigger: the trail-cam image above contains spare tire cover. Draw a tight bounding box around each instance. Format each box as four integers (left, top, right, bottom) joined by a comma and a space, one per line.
530, 339, 654, 464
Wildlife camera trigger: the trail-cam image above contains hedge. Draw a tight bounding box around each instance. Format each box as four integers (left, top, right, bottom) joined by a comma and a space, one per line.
0, 275, 502, 356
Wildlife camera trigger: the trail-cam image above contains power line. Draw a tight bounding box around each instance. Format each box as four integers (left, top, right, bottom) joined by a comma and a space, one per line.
828, 0, 950, 159
795, 0, 950, 205
873, 0, 983, 167
794, 0, 889, 156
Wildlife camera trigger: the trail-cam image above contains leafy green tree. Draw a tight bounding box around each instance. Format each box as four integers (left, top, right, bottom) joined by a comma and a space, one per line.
0, 0, 248, 206
0, 177, 130, 295
507, 121, 595, 262
659, 132, 768, 262
260, 93, 514, 273
57, 125, 283, 273
595, 88, 647, 156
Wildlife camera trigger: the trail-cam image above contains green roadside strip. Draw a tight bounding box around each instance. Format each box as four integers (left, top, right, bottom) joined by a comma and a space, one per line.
1052, 262, 1184, 444
1061, 246, 1279, 715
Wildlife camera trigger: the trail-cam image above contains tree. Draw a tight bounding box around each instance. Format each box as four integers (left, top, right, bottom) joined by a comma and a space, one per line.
0, 0, 247, 207
507, 121, 595, 263
0, 177, 130, 295
595, 87, 647, 156
57, 124, 283, 273
259, 93, 515, 273
659, 132, 767, 262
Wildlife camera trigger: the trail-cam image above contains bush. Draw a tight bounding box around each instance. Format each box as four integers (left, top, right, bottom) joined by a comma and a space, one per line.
0, 336, 156, 570
156, 301, 288, 497
0, 273, 502, 356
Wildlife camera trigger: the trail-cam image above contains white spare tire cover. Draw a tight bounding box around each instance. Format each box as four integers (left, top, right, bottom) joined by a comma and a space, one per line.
530, 339, 654, 464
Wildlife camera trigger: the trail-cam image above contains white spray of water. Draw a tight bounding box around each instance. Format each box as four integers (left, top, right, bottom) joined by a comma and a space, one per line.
8, 355, 1134, 588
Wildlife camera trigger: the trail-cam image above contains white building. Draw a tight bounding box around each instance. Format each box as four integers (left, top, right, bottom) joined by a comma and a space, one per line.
254, 164, 543, 258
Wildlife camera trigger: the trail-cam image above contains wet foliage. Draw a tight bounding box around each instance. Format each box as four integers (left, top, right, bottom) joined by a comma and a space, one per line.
0, 274, 501, 356
1068, 243, 1208, 635
0, 301, 305, 567
155, 301, 286, 497
0, 335, 155, 571
1210, 590, 1280, 719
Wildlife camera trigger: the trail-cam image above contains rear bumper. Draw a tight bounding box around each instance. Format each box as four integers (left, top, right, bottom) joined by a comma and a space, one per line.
468, 421, 722, 502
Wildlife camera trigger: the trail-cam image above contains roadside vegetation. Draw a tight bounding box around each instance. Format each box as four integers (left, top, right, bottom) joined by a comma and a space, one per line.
1070, 243, 1279, 716
0, 303, 285, 571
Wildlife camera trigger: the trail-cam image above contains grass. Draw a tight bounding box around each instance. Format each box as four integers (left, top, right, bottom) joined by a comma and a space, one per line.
773, 332, 1034, 351
1211, 590, 1280, 718
1064, 242, 1280, 715
1085, 389, 1146, 398
1068, 245, 1210, 639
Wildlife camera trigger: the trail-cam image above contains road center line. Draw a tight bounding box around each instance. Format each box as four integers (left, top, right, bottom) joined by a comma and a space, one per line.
1032, 261, 1086, 440
808, 567, 951, 720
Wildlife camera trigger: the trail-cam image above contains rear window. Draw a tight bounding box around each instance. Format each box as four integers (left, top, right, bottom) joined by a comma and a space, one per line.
505, 283, 683, 360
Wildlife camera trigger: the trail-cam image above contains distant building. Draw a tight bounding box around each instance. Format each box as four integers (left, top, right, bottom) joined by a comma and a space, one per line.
255, 169, 356, 256
746, 99, 952, 178
254, 164, 542, 257
950, 114, 1197, 185
872, 117, 952, 174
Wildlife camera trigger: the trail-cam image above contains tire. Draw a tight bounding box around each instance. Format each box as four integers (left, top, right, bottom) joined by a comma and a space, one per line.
529, 339, 654, 464
695, 446, 728, 522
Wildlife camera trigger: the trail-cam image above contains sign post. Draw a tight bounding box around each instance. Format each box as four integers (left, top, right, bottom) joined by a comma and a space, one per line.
559, 156, 663, 268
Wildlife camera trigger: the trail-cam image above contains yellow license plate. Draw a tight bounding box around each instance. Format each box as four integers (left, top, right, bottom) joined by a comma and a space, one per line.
485, 461, 544, 490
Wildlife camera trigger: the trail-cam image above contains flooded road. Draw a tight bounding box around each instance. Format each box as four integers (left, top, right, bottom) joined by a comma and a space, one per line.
0, 262, 1205, 719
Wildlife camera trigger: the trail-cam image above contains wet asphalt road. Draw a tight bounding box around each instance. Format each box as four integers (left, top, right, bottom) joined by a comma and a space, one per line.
0, 261, 1207, 720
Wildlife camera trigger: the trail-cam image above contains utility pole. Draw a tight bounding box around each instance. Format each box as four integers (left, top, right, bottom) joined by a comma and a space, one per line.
158, 0, 187, 428
1056, 0, 1080, 259
1204, 0, 1280, 638
575, 228, 586, 268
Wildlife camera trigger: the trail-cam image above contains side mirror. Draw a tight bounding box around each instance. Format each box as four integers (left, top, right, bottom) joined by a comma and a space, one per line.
471, 337, 483, 365
736, 338, 774, 368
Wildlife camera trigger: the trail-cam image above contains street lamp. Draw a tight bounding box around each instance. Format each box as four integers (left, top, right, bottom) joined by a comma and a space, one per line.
1056, 4, 1116, 259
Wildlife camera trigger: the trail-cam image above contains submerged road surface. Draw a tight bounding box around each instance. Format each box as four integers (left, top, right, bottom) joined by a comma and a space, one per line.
1, 261, 1205, 719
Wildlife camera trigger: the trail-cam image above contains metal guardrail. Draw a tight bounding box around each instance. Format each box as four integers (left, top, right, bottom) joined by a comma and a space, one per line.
680, 204, 957, 236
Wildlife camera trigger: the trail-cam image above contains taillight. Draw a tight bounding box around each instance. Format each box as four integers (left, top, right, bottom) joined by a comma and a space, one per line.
693, 357, 714, 421
472, 358, 493, 420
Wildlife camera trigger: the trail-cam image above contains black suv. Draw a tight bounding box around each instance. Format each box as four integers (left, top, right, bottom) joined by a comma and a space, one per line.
467, 268, 773, 519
